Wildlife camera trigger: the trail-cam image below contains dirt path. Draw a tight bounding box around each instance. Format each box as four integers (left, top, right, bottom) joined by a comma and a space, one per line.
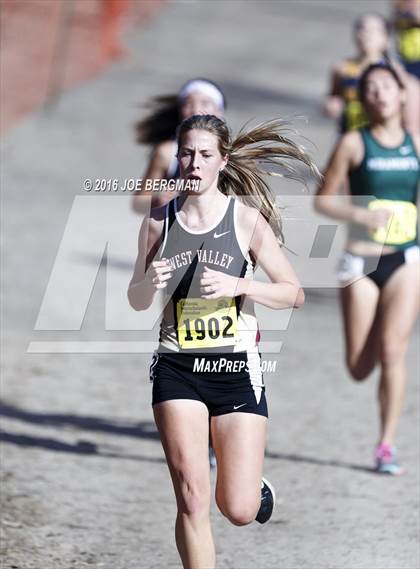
1, 2, 419, 568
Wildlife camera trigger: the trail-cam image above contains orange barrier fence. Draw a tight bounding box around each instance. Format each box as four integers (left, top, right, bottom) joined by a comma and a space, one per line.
0, 0, 166, 134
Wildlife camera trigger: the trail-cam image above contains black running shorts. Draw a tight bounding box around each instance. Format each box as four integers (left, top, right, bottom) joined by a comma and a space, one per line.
149, 351, 268, 418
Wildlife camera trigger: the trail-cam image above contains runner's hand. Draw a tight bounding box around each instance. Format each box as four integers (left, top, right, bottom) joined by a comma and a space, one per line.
200, 266, 241, 298
359, 207, 392, 230
146, 259, 174, 290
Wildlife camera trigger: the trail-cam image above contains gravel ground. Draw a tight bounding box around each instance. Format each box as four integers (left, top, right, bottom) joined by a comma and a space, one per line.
1, 2, 419, 568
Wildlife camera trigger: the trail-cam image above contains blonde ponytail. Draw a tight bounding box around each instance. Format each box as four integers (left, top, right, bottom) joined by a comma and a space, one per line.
177, 115, 321, 245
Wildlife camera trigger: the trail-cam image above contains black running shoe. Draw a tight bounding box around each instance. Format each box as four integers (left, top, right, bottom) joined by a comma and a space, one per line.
255, 478, 276, 524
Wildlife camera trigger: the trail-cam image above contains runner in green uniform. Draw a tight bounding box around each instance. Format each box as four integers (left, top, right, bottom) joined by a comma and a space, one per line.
315, 63, 420, 475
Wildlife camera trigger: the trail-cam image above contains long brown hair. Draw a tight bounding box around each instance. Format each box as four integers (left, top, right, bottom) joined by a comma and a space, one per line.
177, 114, 321, 245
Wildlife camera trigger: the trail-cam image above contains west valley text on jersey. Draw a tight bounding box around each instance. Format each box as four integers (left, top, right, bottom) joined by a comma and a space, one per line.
166, 249, 235, 270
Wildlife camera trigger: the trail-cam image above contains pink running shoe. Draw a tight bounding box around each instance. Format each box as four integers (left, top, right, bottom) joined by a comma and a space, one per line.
375, 443, 404, 475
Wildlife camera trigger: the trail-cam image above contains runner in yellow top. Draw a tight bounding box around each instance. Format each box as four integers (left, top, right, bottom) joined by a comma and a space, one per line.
392, 0, 420, 79
323, 12, 418, 134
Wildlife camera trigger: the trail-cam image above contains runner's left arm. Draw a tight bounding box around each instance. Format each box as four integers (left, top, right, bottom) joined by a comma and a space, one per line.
239, 213, 304, 310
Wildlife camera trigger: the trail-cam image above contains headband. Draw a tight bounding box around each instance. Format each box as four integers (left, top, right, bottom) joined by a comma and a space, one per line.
178, 80, 225, 110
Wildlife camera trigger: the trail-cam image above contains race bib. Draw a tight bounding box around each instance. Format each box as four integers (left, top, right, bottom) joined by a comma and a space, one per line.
345, 100, 369, 131
176, 297, 237, 349
368, 199, 417, 245
399, 28, 420, 62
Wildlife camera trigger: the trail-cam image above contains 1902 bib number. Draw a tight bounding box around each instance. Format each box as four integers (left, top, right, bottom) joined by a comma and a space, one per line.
176, 298, 237, 349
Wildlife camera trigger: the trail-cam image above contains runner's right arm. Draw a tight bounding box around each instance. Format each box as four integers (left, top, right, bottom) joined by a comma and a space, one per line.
314, 131, 391, 230
132, 142, 173, 214
322, 64, 344, 119
127, 214, 173, 311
